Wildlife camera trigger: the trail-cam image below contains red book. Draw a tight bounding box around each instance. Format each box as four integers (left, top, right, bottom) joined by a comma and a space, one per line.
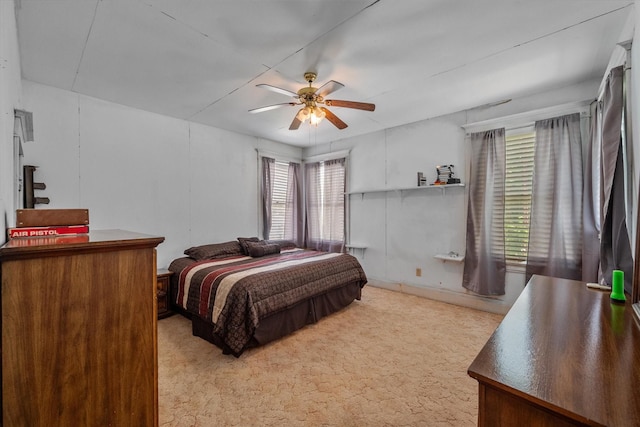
8, 225, 89, 239
6, 234, 90, 247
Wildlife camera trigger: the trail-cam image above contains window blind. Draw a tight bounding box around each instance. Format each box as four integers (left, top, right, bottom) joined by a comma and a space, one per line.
269, 160, 290, 240
504, 130, 535, 263
321, 160, 346, 242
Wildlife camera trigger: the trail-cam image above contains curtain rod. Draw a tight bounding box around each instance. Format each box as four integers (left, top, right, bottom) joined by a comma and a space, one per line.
462, 100, 592, 134
303, 149, 350, 163
256, 149, 302, 164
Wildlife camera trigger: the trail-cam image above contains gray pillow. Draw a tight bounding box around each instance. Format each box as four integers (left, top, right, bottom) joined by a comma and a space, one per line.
266, 239, 297, 250
245, 241, 281, 257
237, 237, 260, 255
184, 241, 243, 261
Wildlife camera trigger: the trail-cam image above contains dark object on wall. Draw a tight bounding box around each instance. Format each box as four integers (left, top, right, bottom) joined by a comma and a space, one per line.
23, 165, 49, 208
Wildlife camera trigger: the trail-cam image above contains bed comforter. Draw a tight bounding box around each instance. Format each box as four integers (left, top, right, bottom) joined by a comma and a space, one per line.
171, 248, 367, 354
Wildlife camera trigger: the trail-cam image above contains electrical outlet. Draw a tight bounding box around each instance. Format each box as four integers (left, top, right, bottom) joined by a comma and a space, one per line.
416, 268, 422, 277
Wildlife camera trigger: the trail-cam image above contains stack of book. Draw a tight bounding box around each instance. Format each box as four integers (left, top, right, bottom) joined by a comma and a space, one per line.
7, 209, 89, 240
436, 165, 453, 183
433, 164, 460, 185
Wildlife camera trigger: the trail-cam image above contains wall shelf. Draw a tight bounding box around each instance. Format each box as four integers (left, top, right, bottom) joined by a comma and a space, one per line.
348, 183, 465, 196
434, 252, 465, 262
345, 244, 367, 258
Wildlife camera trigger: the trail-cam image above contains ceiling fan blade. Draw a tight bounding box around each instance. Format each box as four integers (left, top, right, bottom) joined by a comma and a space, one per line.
316, 80, 344, 98
325, 99, 376, 111
321, 107, 348, 130
256, 84, 298, 98
249, 102, 296, 114
289, 108, 306, 130
289, 117, 303, 130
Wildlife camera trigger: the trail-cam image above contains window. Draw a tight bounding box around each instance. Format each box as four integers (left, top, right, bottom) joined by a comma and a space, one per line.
305, 158, 346, 252
466, 110, 585, 290
262, 158, 301, 243
504, 128, 535, 264
261, 155, 346, 252
268, 160, 290, 240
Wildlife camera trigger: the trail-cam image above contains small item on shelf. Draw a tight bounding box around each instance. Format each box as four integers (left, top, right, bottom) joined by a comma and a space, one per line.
433, 164, 460, 185
417, 172, 427, 187
432, 166, 443, 185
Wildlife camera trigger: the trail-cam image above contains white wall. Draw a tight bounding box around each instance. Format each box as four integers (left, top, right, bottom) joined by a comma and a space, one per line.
0, 0, 23, 244
305, 79, 603, 314
20, 80, 301, 268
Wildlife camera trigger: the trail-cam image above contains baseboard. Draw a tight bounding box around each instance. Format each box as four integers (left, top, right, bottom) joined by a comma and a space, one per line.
365, 278, 512, 315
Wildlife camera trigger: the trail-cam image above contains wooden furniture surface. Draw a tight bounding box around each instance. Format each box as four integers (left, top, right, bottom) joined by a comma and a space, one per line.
468, 275, 640, 426
157, 269, 173, 319
0, 229, 164, 426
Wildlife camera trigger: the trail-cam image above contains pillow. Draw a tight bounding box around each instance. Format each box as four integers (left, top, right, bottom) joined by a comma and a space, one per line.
237, 237, 260, 255
184, 241, 243, 261
245, 241, 281, 257
266, 239, 297, 250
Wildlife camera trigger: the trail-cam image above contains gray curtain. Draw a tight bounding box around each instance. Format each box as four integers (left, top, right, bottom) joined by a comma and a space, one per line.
599, 65, 633, 292
463, 129, 506, 296
582, 101, 601, 283
284, 162, 304, 247
261, 157, 275, 239
304, 158, 346, 253
526, 113, 583, 282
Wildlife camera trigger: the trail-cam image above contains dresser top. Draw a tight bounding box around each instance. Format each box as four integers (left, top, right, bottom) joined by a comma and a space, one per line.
0, 229, 164, 260
468, 275, 640, 426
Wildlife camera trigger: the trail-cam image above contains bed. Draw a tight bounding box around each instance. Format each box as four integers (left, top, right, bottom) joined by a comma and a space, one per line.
168, 238, 368, 357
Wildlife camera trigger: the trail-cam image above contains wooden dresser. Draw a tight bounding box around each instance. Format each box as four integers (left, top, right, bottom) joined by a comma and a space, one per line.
0, 229, 164, 426
468, 275, 640, 426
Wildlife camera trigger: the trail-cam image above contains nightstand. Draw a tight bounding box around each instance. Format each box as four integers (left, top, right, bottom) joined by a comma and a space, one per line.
157, 269, 174, 319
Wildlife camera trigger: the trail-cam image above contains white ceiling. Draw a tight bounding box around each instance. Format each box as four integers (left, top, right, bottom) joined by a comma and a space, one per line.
16, 0, 634, 147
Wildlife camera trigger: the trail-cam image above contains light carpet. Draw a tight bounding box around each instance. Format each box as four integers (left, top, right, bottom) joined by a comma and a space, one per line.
158, 285, 503, 426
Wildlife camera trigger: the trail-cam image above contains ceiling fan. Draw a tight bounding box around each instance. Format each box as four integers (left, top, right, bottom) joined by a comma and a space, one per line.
249, 72, 375, 130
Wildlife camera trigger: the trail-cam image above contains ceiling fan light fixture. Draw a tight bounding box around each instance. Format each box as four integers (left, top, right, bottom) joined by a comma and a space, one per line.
309, 106, 325, 126
309, 115, 321, 126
